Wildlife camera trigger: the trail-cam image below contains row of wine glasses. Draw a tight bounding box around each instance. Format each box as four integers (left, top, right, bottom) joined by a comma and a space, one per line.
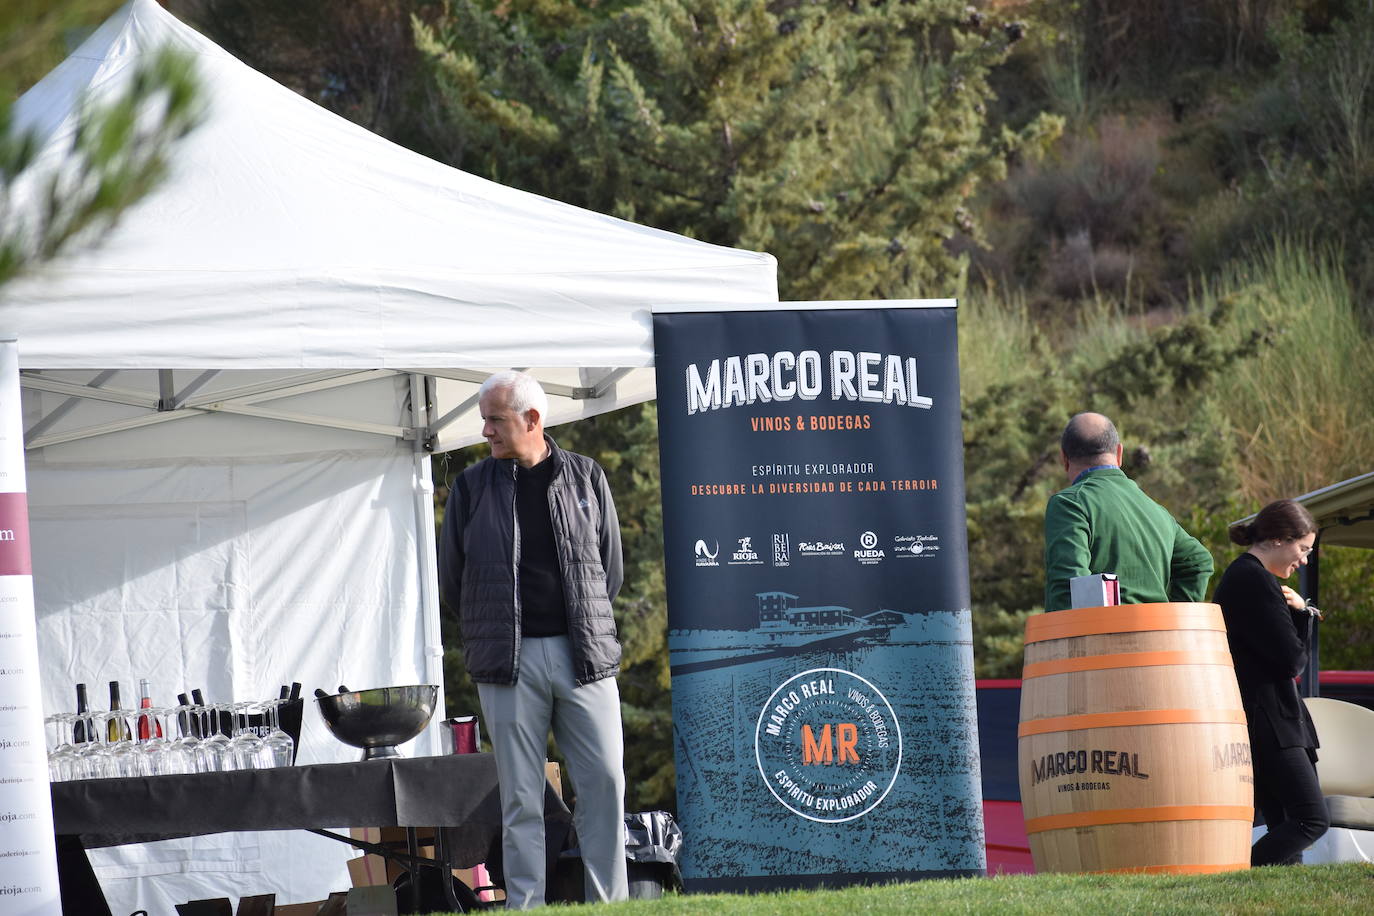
46, 700, 295, 781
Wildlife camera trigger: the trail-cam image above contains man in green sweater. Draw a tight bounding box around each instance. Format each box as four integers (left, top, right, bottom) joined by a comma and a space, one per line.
1044, 412, 1213, 611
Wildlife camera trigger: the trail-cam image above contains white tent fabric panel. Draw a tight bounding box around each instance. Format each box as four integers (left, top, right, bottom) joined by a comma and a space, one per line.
30, 448, 432, 909
85, 831, 352, 916
4, 0, 776, 371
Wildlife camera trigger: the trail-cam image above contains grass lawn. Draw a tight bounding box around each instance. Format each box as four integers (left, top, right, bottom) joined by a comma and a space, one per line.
440, 863, 1373, 914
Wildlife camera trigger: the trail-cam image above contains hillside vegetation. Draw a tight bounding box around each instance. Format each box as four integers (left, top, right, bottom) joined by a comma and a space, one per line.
14, 0, 1370, 815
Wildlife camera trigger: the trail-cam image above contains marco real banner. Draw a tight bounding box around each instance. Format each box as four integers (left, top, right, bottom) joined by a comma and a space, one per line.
652, 301, 983, 891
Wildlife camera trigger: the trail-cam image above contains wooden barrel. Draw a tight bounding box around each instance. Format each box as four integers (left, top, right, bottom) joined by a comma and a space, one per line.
1018, 603, 1253, 874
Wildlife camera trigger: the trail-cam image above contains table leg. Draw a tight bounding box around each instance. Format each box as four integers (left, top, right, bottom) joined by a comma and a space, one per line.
432, 827, 463, 912
55, 833, 114, 916
405, 827, 422, 913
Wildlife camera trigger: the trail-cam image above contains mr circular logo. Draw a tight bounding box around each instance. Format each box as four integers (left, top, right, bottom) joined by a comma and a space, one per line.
754, 667, 903, 823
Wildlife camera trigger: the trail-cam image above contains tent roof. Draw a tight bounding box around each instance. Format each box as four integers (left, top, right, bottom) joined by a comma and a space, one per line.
5, 0, 776, 449
1233, 471, 1374, 550
1293, 472, 1374, 549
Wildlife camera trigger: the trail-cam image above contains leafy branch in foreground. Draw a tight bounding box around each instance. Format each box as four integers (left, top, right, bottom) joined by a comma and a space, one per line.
1, 45, 201, 288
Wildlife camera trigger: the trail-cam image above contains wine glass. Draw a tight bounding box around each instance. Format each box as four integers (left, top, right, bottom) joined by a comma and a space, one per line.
228, 702, 266, 770
77, 711, 115, 779
46, 714, 77, 782
263, 699, 295, 768
137, 707, 179, 775
109, 708, 144, 777
170, 704, 200, 772
198, 704, 233, 772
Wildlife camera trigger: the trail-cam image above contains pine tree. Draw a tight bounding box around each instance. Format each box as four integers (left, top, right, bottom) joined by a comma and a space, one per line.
415, 0, 1062, 299
416, 0, 1062, 811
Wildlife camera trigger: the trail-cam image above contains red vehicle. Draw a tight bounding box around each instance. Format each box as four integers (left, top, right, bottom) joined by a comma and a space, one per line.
973, 671, 1374, 875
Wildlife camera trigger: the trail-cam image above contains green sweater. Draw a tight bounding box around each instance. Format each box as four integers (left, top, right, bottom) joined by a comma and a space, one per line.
1043, 467, 1213, 612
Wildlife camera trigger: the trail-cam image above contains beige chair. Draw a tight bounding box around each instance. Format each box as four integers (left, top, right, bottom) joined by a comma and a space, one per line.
1301, 697, 1374, 863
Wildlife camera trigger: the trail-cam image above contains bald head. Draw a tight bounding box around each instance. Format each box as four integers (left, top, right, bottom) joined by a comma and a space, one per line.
1060, 412, 1122, 477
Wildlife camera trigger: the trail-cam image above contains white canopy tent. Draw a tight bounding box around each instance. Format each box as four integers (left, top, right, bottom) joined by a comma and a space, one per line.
4, 0, 776, 910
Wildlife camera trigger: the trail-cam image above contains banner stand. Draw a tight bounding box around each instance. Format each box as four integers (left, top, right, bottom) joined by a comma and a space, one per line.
0, 338, 62, 914
652, 301, 984, 891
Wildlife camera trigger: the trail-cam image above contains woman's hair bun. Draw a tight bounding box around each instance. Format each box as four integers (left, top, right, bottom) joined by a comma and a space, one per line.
1227, 521, 1255, 546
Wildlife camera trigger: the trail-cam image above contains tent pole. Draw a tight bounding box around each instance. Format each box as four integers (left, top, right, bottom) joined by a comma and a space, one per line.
410, 373, 446, 753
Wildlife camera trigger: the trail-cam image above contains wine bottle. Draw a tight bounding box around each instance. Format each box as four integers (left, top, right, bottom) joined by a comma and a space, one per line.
137, 678, 163, 739
192, 688, 212, 737
107, 680, 131, 742
177, 692, 192, 738
73, 682, 90, 744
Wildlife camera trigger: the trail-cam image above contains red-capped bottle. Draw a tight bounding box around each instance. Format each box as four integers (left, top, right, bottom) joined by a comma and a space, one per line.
137, 678, 163, 739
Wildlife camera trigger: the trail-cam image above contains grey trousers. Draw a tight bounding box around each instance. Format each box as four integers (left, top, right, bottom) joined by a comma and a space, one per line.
477, 636, 628, 909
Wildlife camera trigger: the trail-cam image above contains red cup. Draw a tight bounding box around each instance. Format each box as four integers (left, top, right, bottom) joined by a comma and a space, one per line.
441, 716, 481, 755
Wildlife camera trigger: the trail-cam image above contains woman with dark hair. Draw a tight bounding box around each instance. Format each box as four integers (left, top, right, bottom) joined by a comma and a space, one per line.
1214, 498, 1329, 865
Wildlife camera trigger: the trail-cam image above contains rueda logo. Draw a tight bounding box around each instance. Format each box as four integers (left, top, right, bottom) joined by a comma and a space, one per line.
693, 539, 720, 567
853, 529, 885, 564
754, 667, 902, 823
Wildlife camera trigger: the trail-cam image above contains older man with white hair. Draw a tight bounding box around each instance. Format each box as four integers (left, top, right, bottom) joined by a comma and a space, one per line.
438, 370, 627, 907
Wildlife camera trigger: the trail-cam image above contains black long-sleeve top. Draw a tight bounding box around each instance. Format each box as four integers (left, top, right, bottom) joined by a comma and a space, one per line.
1214, 552, 1319, 751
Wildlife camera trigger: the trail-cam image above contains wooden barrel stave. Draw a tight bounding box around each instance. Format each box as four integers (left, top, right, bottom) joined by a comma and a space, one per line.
1030, 820, 1253, 873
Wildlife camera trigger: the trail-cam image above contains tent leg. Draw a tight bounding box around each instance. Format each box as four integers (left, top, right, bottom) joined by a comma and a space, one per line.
411, 375, 447, 747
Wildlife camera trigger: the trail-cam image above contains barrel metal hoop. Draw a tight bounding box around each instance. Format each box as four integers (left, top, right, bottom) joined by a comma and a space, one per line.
1022, 650, 1235, 679
1025, 603, 1225, 644
1024, 804, 1255, 834
1018, 708, 1247, 736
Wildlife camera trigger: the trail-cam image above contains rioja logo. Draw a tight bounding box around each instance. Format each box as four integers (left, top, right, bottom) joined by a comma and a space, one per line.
755, 668, 902, 823
729, 537, 761, 565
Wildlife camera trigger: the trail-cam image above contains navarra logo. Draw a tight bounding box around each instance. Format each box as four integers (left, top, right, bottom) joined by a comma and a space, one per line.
853, 530, 885, 564
693, 539, 720, 567
729, 536, 761, 564
754, 668, 902, 823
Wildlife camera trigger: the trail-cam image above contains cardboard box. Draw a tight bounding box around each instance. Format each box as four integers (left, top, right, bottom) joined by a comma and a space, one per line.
347, 851, 389, 889
270, 903, 326, 916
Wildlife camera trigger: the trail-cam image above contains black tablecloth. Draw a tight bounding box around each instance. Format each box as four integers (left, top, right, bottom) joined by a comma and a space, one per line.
51, 753, 571, 913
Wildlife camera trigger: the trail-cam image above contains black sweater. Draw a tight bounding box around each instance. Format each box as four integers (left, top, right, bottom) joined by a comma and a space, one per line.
1214, 552, 1319, 751
515, 455, 568, 636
